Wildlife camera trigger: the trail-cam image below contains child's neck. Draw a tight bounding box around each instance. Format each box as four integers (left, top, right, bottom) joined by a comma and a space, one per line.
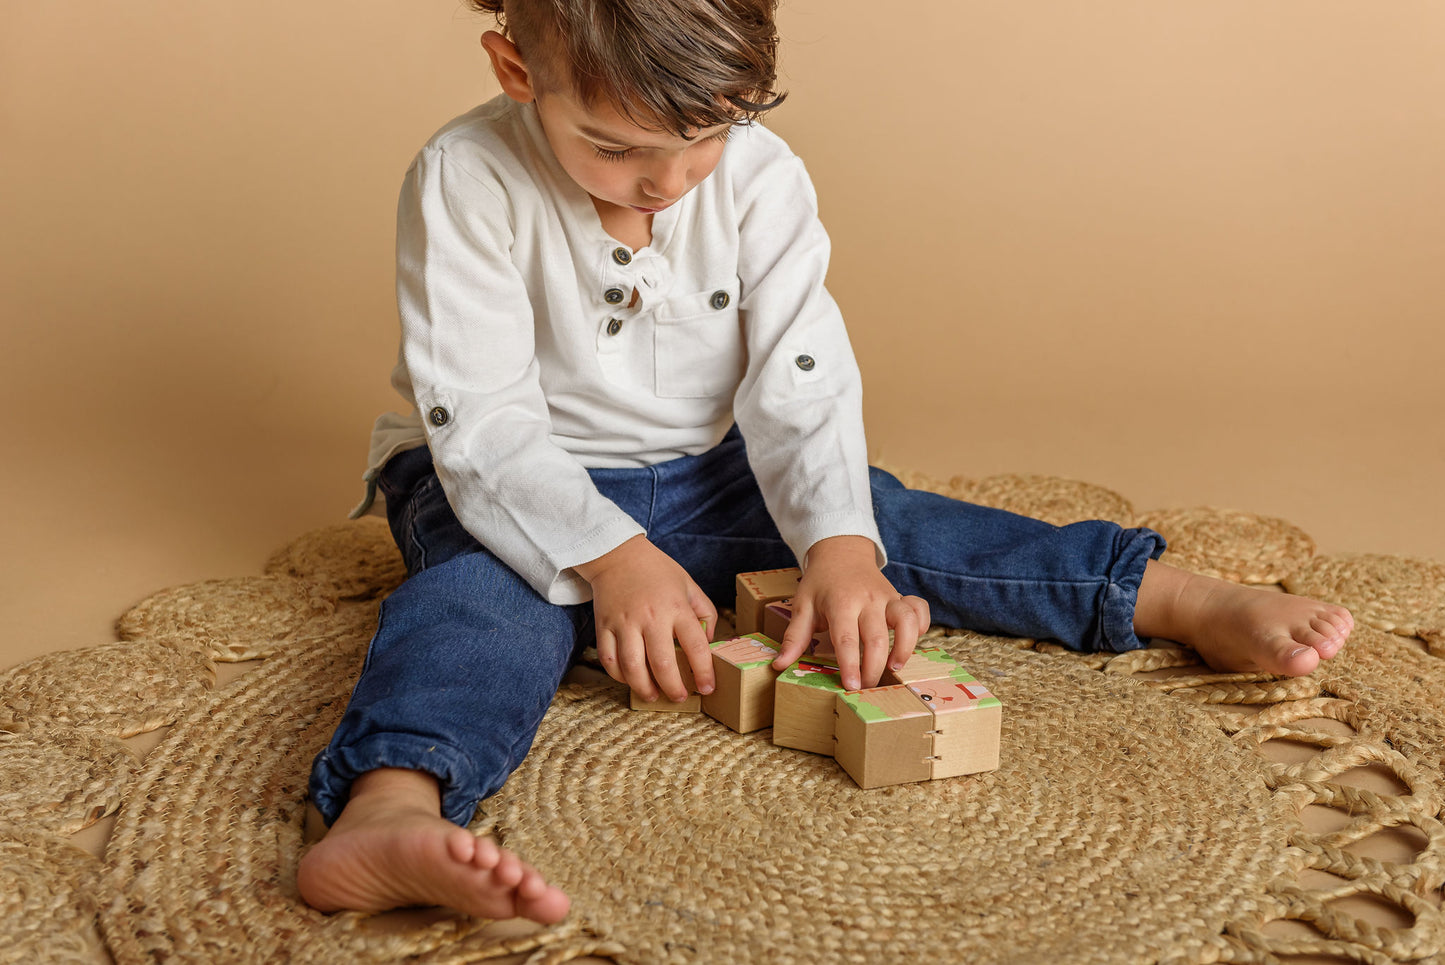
592, 198, 653, 251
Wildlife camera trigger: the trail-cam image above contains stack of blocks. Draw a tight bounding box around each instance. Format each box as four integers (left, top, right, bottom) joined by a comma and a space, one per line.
627, 569, 1003, 789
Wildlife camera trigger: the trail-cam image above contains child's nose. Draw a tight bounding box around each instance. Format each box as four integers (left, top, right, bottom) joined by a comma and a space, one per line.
645, 156, 689, 201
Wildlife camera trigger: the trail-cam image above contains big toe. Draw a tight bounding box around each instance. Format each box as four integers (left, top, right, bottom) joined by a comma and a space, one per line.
1262, 635, 1322, 677
516, 871, 571, 924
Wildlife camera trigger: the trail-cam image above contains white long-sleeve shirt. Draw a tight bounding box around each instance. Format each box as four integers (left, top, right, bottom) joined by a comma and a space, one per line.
357, 96, 883, 605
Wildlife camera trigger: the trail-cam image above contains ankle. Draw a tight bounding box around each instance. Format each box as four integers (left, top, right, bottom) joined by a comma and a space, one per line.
341, 768, 444, 823
1132, 557, 1202, 641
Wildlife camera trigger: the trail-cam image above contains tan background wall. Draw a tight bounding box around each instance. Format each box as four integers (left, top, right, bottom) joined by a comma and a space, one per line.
3, 1, 1442, 668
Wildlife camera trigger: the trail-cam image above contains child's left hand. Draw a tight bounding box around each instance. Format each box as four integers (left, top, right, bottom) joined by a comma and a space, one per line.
769, 535, 930, 691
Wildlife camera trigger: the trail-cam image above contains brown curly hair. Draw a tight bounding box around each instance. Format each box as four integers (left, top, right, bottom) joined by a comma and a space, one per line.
470, 0, 785, 134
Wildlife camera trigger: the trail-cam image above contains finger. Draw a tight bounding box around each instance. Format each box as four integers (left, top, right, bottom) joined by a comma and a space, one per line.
772, 597, 818, 671
858, 606, 892, 689
885, 598, 922, 671
824, 605, 863, 691
677, 612, 715, 696
688, 583, 719, 644
617, 628, 657, 701
910, 596, 932, 634
645, 625, 690, 703
595, 627, 624, 685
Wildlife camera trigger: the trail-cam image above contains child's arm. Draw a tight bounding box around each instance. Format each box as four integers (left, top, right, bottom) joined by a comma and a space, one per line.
769, 536, 931, 692
575, 535, 717, 703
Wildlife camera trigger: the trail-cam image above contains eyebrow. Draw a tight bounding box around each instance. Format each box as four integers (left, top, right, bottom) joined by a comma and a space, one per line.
577, 123, 635, 146
576, 120, 733, 148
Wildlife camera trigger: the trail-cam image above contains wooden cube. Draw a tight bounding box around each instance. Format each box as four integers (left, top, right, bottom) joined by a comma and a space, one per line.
833, 685, 934, 788
629, 644, 702, 713
906, 670, 1002, 778
883, 647, 958, 686
772, 659, 846, 755
734, 568, 801, 635
701, 633, 781, 733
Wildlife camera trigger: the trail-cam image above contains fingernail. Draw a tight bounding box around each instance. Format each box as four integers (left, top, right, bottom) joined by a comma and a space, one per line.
701, 684, 714, 695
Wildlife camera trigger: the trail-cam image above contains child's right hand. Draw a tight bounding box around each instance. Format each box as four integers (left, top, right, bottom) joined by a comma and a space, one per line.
575, 535, 717, 703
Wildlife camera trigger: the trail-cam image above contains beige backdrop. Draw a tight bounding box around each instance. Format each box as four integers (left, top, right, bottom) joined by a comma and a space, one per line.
3, 1, 1443, 668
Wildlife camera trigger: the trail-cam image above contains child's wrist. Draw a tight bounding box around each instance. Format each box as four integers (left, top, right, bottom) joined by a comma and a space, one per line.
574, 534, 649, 583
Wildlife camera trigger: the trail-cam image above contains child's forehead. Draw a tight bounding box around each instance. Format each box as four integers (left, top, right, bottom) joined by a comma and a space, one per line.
556, 92, 732, 145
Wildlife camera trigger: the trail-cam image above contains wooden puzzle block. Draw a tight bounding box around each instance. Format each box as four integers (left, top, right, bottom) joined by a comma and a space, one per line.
883, 647, 958, 685
701, 633, 781, 733
906, 669, 1002, 778
772, 659, 846, 755
833, 685, 935, 788
734, 568, 801, 635
629, 644, 703, 713
761, 599, 834, 656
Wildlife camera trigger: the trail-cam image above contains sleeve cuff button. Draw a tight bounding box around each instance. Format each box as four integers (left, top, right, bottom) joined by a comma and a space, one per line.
428, 406, 451, 427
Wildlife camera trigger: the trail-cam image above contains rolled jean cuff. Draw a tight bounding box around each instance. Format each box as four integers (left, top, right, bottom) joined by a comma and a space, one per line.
309, 733, 481, 827
1096, 525, 1168, 653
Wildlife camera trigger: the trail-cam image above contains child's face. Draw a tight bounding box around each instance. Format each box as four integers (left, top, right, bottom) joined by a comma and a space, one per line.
532, 89, 732, 218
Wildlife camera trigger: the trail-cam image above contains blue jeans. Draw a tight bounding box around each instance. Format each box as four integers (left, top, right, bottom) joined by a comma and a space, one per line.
309, 428, 1164, 825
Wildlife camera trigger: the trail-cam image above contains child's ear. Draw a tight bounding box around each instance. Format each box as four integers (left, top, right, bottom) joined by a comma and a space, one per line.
481, 30, 536, 103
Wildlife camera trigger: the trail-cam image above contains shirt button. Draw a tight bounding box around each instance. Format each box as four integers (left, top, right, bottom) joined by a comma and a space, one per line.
606, 318, 623, 336
604, 288, 626, 305
428, 406, 451, 427
795, 354, 816, 372
612, 247, 632, 266
710, 290, 730, 310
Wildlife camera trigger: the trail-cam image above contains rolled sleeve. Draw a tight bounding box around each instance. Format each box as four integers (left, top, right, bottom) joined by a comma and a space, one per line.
399, 146, 641, 603
731, 151, 885, 569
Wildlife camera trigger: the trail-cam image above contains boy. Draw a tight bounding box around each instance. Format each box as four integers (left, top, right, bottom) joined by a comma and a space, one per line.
297, 0, 1352, 923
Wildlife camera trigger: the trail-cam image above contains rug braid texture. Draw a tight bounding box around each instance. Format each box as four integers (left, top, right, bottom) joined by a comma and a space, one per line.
1, 476, 1443, 964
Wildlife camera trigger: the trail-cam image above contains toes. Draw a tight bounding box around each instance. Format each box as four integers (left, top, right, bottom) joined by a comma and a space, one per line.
490, 849, 525, 889
469, 835, 501, 871
1263, 636, 1321, 677
446, 828, 477, 864
516, 875, 571, 924
1309, 617, 1346, 656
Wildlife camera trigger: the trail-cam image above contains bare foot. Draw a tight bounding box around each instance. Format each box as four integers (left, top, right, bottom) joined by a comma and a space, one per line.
1134, 560, 1353, 676
296, 768, 570, 923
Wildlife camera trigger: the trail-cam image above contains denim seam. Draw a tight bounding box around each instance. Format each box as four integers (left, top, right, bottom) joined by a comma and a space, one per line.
890, 559, 1110, 587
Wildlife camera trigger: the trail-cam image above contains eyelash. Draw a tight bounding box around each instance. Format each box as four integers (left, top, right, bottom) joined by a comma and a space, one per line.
591, 128, 732, 163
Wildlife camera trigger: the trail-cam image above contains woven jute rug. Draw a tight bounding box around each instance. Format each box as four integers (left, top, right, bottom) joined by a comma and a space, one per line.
3, 481, 1443, 964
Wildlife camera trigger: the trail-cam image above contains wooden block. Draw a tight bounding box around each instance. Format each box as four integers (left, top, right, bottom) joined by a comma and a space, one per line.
630, 691, 702, 713
701, 633, 780, 733
907, 670, 1002, 778
761, 599, 834, 657
772, 659, 845, 755
629, 644, 702, 713
734, 568, 801, 635
883, 647, 959, 686
833, 685, 934, 788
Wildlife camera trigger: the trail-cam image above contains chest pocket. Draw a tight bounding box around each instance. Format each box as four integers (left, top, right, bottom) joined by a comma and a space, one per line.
654, 287, 745, 399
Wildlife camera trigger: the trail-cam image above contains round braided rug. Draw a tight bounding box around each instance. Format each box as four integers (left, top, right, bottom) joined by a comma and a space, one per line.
484, 637, 1294, 964
0, 638, 216, 738
1283, 553, 1445, 653
0, 725, 136, 835
954, 473, 1136, 526
0, 829, 108, 965
100, 631, 604, 964
264, 516, 408, 601
117, 574, 337, 661
1137, 507, 1317, 585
